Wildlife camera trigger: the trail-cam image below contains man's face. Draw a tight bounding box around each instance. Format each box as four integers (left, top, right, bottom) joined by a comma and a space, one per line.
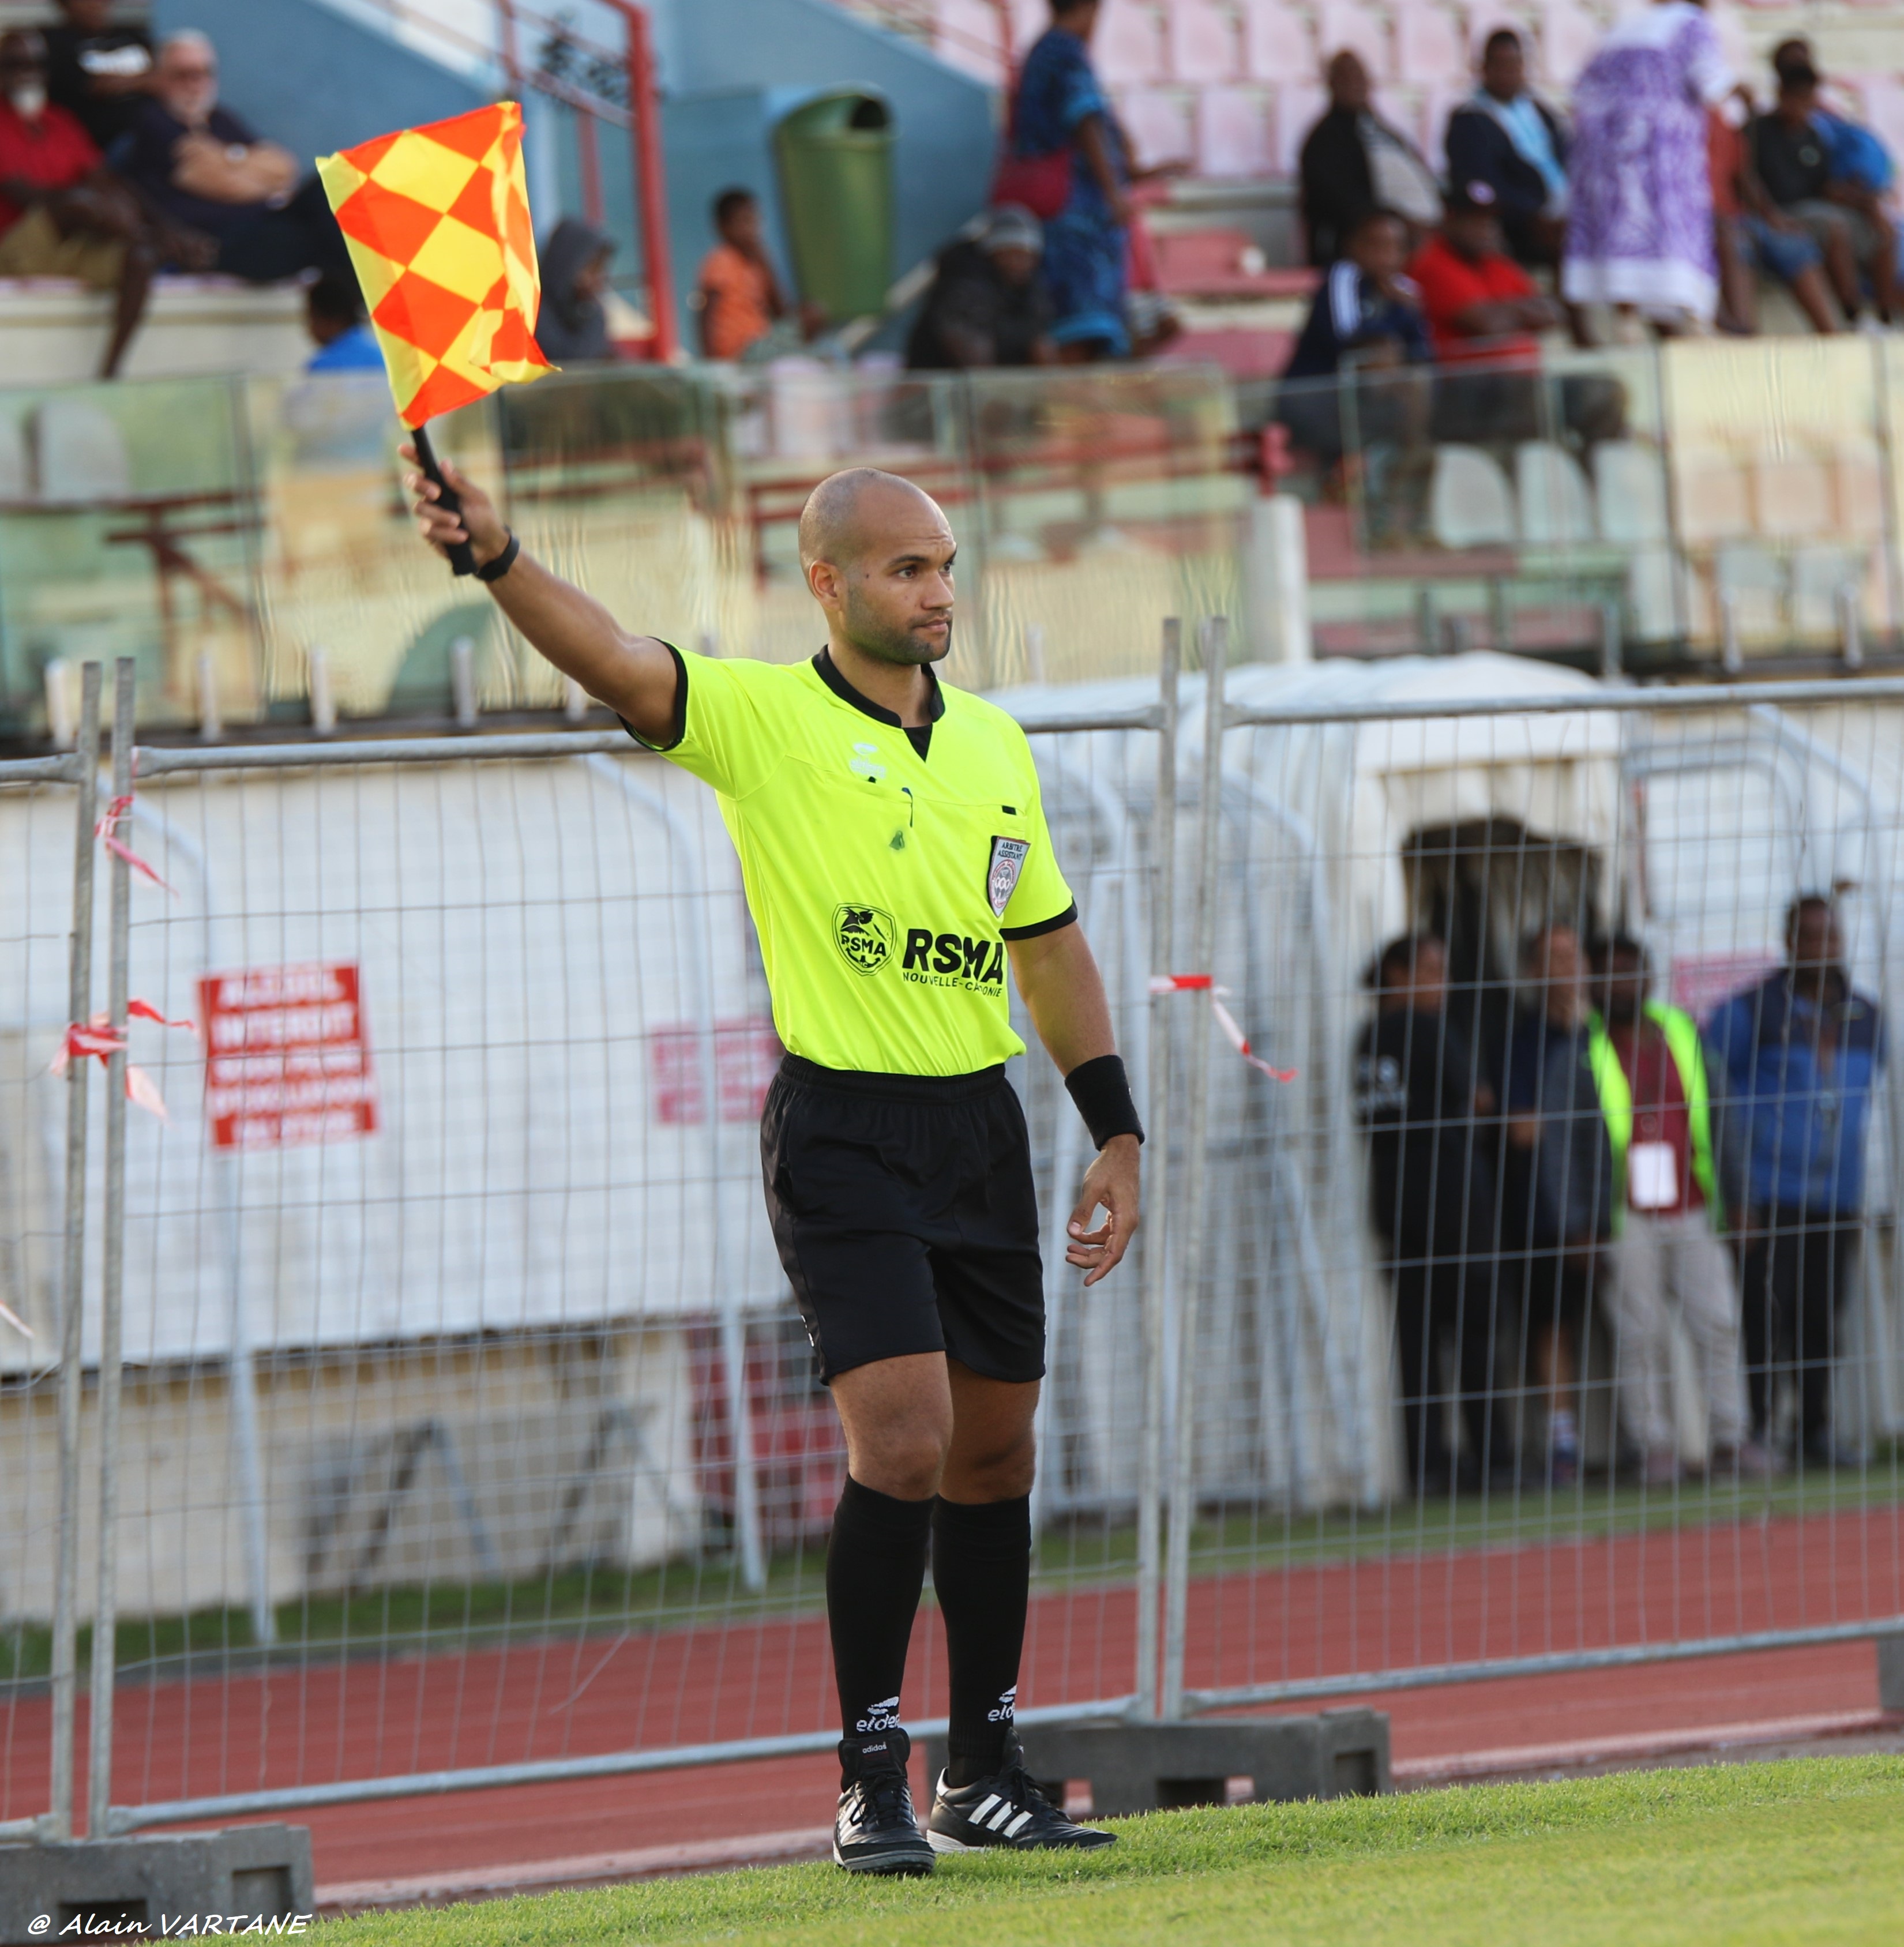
1790, 904, 1843, 978
720, 200, 763, 253
1445, 209, 1502, 263
1599, 948, 1648, 1025
1409, 939, 1448, 1012
1482, 40, 1525, 100
1350, 216, 1406, 282
989, 243, 1038, 288
1328, 51, 1371, 113
157, 43, 218, 121
1533, 927, 1584, 1022
0, 37, 46, 114
814, 490, 957, 668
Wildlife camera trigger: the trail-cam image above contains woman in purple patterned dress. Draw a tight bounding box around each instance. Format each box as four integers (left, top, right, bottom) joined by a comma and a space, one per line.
1562, 0, 1737, 329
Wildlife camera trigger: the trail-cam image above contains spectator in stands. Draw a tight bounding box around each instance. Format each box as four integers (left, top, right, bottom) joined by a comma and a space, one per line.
0, 28, 178, 378
537, 217, 615, 363
1708, 896, 1887, 1470
43, 0, 153, 151
1709, 105, 1839, 336
1592, 937, 1765, 1488
1771, 38, 1897, 204
304, 270, 382, 373
1504, 923, 1616, 1489
122, 31, 350, 284
1275, 206, 1429, 475
1410, 185, 1625, 450
1356, 933, 1508, 1495
1445, 31, 1569, 275
695, 188, 800, 362
1563, 0, 1739, 334
907, 205, 1056, 370
1006, 0, 1135, 359
1751, 62, 1899, 328
1298, 50, 1441, 269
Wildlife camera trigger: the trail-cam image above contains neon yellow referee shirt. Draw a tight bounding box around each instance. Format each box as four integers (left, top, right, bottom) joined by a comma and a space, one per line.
631, 645, 1076, 1077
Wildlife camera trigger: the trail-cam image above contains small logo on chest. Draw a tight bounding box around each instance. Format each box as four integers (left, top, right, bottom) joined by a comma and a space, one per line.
848, 742, 887, 784
987, 836, 1030, 917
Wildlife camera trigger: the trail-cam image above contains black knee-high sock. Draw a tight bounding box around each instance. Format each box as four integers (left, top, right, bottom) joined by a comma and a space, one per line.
827, 1476, 933, 1756
933, 1493, 1031, 1786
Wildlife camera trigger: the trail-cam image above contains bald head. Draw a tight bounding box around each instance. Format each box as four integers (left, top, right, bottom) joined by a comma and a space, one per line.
799, 468, 949, 572
799, 468, 957, 672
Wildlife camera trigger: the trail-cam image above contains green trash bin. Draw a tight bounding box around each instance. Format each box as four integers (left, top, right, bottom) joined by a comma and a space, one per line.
774, 90, 895, 324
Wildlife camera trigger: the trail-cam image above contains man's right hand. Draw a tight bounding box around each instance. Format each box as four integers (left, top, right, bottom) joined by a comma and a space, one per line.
403, 448, 512, 570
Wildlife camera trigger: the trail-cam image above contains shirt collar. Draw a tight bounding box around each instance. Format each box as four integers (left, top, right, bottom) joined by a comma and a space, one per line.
812, 647, 945, 728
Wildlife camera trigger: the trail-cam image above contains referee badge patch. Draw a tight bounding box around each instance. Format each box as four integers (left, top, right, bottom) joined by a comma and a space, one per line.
986, 836, 1030, 918
832, 903, 896, 976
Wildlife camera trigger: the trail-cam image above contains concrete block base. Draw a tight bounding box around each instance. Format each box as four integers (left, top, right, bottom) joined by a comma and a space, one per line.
0, 1825, 313, 1944
1880, 1631, 1904, 1714
922, 1709, 1391, 1818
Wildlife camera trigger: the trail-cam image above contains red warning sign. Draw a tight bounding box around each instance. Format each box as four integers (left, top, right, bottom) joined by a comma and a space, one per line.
199, 963, 380, 1152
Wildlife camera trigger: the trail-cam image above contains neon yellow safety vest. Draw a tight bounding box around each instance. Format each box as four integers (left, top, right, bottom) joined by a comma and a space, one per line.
1587, 1001, 1722, 1231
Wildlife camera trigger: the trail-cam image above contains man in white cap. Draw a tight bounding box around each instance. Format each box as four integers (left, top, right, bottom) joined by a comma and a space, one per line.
906, 204, 1057, 370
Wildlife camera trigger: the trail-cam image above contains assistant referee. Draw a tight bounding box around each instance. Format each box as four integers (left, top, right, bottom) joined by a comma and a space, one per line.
408, 453, 1143, 1875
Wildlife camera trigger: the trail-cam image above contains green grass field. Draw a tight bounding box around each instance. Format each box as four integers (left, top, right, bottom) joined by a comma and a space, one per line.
324, 1758, 1904, 1946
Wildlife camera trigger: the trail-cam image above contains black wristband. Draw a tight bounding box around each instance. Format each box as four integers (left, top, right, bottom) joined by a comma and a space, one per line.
474, 531, 520, 582
1064, 1053, 1144, 1151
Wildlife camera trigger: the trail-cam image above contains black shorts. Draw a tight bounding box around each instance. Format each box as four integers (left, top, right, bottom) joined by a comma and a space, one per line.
760, 1055, 1046, 1385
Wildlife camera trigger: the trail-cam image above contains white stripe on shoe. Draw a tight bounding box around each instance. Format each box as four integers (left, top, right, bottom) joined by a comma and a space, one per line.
1003, 1809, 1034, 1837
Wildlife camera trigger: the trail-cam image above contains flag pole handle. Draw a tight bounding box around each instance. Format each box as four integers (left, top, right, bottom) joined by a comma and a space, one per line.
412, 423, 478, 578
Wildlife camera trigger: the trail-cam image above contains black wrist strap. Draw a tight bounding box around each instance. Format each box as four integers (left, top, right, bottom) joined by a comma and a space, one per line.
1065, 1053, 1144, 1151
475, 530, 520, 583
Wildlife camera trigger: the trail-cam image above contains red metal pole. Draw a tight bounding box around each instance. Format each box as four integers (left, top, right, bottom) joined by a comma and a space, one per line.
606, 1, 678, 362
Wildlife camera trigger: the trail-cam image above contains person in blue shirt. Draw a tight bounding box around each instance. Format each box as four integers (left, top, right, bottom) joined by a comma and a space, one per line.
304, 272, 383, 373
1276, 207, 1430, 476
1706, 895, 1887, 1467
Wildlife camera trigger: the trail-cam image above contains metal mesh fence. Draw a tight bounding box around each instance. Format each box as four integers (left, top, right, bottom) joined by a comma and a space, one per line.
4, 659, 1903, 1844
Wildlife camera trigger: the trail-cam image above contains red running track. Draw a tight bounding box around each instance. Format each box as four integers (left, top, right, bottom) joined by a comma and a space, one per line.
7, 1507, 1899, 1888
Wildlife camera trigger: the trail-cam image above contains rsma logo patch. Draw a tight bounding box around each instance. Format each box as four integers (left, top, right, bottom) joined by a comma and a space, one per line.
833, 903, 896, 975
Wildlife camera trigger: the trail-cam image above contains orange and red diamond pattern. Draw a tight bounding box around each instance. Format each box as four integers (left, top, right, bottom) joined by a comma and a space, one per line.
316, 102, 553, 427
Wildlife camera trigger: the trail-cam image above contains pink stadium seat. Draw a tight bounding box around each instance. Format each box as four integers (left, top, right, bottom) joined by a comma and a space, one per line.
1243, 0, 1317, 87
1169, 0, 1242, 83
1856, 78, 1904, 172
1418, 84, 1466, 172
1313, 0, 1392, 81
1117, 85, 1197, 167
1197, 85, 1278, 178
1395, 3, 1471, 88
1534, 0, 1602, 87
933, 0, 1011, 82
1274, 79, 1331, 173
1094, 1, 1169, 86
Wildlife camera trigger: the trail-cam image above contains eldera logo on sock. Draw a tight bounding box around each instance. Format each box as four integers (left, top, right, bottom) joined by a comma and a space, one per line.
857, 1695, 902, 1734
987, 1685, 1018, 1724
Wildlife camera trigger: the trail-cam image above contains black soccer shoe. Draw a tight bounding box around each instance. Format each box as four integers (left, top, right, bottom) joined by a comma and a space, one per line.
833, 1729, 935, 1877
927, 1736, 1116, 1853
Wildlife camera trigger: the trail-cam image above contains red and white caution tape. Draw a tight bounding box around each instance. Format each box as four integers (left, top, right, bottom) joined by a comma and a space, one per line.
1149, 974, 1297, 1083
95, 793, 176, 894
50, 1003, 197, 1121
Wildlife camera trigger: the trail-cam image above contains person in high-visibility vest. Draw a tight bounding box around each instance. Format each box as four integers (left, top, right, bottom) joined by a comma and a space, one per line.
1590, 937, 1767, 1486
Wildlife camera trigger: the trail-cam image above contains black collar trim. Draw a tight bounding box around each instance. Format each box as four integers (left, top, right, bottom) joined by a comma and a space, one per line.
812, 647, 945, 728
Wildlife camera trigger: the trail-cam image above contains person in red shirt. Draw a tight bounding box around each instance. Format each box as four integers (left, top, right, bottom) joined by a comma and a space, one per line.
1409, 182, 1624, 448
0, 28, 190, 377
1595, 937, 1768, 1486
696, 187, 801, 362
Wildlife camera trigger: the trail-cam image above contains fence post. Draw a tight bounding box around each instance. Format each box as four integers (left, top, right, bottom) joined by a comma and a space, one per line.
1135, 619, 1181, 1721
47, 661, 102, 1841
87, 656, 135, 1838
1161, 618, 1227, 1722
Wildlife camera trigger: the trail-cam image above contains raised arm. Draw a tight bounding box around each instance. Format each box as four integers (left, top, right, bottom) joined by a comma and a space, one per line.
1008, 921, 1140, 1286
405, 449, 680, 742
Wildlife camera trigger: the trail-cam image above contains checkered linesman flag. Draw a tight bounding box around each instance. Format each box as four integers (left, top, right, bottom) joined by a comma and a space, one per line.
316, 101, 554, 426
